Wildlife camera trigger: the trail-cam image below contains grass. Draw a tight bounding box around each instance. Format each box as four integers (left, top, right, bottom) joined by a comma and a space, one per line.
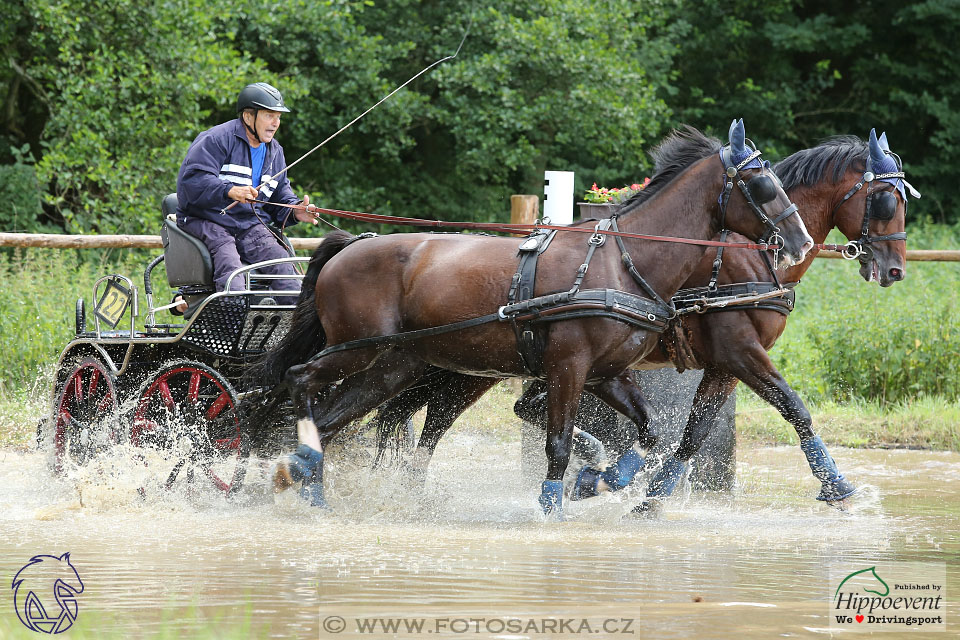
737, 391, 960, 451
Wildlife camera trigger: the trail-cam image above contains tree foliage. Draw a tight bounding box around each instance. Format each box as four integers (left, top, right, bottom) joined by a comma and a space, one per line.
0, 0, 957, 234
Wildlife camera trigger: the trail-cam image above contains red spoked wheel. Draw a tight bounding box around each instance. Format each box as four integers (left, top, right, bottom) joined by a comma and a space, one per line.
131, 360, 248, 494
54, 357, 119, 474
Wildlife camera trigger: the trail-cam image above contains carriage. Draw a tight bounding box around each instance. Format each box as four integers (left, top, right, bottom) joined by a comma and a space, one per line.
41, 194, 313, 494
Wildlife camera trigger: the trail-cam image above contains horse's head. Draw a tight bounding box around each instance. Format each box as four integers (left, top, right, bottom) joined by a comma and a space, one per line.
833, 129, 913, 286
720, 119, 813, 268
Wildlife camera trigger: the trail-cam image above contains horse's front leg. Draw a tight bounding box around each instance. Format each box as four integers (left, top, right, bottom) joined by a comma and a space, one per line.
540, 364, 589, 515
729, 345, 857, 506
570, 370, 654, 500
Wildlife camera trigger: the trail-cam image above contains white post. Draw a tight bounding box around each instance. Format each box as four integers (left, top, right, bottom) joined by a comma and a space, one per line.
543, 170, 574, 225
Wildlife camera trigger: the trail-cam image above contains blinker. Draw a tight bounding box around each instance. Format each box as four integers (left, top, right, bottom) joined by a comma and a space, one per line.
746, 175, 778, 205
869, 191, 898, 221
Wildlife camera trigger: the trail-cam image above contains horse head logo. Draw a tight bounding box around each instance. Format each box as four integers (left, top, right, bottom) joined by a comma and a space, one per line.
835, 566, 890, 598
11, 553, 84, 634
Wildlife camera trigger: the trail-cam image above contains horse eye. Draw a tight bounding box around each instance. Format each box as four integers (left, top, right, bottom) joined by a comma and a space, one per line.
747, 175, 778, 204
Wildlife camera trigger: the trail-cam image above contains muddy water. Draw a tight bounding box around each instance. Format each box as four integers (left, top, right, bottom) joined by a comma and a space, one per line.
1, 428, 958, 639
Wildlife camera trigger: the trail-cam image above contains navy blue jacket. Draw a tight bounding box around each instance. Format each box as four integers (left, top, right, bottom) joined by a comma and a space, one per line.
176, 118, 300, 232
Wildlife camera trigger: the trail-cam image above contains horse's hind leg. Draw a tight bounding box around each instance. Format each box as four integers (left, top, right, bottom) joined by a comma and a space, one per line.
276, 349, 428, 507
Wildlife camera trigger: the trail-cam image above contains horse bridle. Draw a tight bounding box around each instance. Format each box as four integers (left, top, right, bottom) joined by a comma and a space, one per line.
717, 143, 800, 264
830, 152, 909, 262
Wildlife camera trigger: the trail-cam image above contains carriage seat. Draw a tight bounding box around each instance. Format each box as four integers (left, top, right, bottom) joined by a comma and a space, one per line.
160, 193, 214, 289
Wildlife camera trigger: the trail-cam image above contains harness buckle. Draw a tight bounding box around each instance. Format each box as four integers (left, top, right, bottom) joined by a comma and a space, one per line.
589, 223, 606, 246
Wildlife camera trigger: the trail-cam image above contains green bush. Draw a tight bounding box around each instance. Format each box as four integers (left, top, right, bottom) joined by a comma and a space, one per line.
0, 146, 49, 232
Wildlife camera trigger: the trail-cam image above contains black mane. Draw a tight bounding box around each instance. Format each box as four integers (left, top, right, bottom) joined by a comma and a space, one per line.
774, 135, 868, 190
618, 125, 721, 215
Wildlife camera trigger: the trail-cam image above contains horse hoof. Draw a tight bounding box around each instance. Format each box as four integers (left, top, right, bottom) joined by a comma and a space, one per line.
273, 445, 324, 494
630, 498, 664, 518
571, 467, 602, 501
817, 478, 858, 503
273, 462, 297, 493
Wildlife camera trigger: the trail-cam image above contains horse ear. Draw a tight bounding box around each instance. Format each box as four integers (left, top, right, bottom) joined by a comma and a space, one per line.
878, 131, 890, 151
868, 128, 885, 165
729, 118, 746, 155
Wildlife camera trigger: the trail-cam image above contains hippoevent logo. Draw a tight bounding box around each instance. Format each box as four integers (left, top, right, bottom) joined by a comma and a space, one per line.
830, 562, 946, 632
11, 553, 84, 634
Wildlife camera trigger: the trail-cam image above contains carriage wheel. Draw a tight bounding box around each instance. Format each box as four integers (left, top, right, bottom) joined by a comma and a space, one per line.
131, 360, 248, 494
53, 357, 119, 474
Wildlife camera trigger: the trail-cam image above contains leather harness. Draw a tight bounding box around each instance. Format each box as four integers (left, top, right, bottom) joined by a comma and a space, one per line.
305, 223, 673, 373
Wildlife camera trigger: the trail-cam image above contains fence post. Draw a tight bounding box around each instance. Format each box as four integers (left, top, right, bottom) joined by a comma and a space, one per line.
510, 194, 539, 233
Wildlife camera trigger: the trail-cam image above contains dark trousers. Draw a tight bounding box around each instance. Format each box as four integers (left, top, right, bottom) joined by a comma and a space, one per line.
180, 217, 300, 302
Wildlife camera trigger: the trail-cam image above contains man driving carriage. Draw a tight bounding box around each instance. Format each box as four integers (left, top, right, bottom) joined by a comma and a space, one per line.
173, 82, 320, 312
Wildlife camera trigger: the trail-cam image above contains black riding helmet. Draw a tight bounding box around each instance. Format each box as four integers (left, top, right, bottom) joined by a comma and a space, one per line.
237, 82, 290, 142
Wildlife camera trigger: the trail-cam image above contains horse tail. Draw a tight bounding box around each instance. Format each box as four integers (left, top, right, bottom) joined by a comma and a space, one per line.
252, 229, 356, 384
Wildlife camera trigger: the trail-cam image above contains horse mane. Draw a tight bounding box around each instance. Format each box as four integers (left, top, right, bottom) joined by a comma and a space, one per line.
774, 135, 868, 189
617, 125, 721, 216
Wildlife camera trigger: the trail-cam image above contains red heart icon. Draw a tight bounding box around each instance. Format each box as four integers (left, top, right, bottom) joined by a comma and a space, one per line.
856, 615, 864, 623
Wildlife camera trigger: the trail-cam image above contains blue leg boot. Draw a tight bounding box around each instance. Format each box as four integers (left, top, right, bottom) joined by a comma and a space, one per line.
800, 436, 857, 503
572, 448, 644, 501
538, 479, 563, 515
275, 444, 327, 508
631, 456, 688, 514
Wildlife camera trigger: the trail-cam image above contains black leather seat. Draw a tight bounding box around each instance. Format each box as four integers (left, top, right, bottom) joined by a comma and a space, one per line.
160, 193, 214, 289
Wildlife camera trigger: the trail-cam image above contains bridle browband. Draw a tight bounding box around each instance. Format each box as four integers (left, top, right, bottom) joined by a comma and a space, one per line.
830, 154, 909, 262
717, 143, 800, 265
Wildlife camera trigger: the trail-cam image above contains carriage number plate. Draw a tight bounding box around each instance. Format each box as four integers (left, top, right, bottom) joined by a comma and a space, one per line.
94, 279, 131, 328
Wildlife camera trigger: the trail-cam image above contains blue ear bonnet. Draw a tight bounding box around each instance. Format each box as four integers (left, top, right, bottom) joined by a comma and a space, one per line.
869, 129, 907, 202
728, 118, 764, 170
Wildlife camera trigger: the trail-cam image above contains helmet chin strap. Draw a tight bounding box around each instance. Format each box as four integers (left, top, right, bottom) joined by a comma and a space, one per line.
243, 109, 262, 144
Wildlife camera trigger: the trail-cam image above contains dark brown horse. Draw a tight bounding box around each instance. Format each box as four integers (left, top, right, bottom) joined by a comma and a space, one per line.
262, 120, 813, 515
372, 129, 913, 512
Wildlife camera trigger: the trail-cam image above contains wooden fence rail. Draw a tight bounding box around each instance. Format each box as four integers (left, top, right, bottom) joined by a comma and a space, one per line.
2, 231, 959, 261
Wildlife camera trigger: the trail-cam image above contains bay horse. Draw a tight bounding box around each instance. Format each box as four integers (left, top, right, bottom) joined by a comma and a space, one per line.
262, 119, 813, 516
570, 128, 914, 511
373, 128, 913, 512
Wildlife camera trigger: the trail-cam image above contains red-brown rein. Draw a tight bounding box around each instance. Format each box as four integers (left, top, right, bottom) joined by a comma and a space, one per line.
255, 201, 782, 251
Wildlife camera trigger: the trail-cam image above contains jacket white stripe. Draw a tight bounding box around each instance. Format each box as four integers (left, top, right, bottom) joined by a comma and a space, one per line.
219, 174, 253, 186
220, 163, 252, 176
